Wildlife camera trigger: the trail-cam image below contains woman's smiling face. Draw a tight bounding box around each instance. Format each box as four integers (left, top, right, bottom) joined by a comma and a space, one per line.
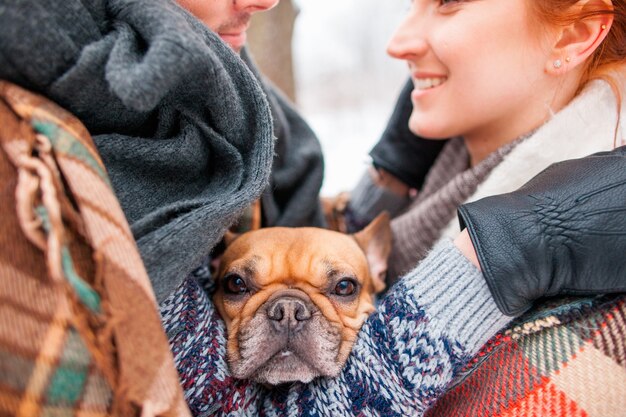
387, 0, 558, 159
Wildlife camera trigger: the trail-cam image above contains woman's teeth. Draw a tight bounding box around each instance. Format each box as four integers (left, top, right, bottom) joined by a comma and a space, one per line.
414, 77, 446, 90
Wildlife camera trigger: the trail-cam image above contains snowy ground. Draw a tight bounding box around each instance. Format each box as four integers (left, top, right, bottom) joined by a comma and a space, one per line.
292, 0, 409, 196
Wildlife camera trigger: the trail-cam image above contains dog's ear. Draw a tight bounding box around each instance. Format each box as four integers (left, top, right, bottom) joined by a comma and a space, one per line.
352, 212, 392, 293
223, 230, 240, 246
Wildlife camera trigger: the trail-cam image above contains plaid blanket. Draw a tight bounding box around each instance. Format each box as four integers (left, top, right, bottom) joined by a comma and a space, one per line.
0, 82, 190, 417
427, 294, 626, 416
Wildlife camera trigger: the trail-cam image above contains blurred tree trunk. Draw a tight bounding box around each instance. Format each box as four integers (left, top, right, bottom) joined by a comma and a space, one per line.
247, 0, 298, 102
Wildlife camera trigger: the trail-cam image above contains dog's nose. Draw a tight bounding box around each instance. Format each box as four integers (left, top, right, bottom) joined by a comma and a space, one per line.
266, 297, 312, 332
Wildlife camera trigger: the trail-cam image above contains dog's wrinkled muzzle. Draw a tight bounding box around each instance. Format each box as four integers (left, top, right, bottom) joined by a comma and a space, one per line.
231, 289, 342, 384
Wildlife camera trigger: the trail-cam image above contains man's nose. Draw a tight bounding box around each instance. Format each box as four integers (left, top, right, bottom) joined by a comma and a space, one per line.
266, 296, 312, 332
234, 0, 279, 14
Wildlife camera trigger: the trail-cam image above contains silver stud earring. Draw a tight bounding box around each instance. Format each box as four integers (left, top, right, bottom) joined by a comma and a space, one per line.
553, 59, 562, 69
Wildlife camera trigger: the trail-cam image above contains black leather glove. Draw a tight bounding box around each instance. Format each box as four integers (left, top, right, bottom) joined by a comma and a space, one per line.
369, 78, 447, 190
458, 146, 626, 316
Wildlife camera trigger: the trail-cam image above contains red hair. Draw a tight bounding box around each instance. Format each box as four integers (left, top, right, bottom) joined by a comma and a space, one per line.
530, 0, 625, 145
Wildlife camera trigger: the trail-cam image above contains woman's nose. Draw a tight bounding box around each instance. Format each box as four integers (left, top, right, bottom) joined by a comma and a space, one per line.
234, 0, 279, 13
387, 13, 429, 61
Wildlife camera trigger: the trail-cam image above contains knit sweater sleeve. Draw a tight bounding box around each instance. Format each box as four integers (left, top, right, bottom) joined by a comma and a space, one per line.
160, 240, 512, 416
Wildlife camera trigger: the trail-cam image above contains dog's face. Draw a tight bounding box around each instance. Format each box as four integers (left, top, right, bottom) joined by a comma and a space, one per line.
213, 213, 391, 385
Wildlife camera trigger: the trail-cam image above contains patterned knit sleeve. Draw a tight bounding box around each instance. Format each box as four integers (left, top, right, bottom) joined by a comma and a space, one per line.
160, 240, 512, 417
258, 239, 513, 416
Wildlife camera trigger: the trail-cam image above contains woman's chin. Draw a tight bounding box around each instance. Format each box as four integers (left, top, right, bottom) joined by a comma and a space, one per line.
408, 119, 454, 140
408, 112, 457, 139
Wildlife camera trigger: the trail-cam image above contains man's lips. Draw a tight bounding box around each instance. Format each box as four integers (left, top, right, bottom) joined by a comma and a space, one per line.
219, 29, 248, 50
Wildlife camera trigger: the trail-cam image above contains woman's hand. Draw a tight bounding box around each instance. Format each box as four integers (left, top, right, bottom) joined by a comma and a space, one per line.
453, 229, 480, 270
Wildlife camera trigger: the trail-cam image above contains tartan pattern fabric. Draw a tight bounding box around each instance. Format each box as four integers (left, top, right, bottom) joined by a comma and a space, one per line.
426, 295, 626, 417
0, 82, 190, 417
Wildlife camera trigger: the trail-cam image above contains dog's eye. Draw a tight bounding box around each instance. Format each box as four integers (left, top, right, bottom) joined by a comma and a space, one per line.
334, 278, 357, 296
223, 274, 249, 295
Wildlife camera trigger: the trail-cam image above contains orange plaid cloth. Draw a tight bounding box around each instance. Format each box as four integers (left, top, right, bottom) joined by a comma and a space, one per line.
0, 82, 190, 417
427, 295, 626, 417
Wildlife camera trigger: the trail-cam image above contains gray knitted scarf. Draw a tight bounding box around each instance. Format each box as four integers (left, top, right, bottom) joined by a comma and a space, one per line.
389, 137, 518, 278
0, 0, 274, 302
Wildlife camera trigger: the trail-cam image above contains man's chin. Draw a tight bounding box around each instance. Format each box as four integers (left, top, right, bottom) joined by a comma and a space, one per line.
226, 43, 243, 54
219, 33, 246, 53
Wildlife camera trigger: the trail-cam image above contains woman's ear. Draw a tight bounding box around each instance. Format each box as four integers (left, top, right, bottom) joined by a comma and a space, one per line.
546, 0, 613, 74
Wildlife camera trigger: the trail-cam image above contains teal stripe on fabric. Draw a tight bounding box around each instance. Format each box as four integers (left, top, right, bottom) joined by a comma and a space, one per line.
61, 246, 101, 313
46, 365, 89, 406
32, 120, 111, 186
35, 206, 101, 313
46, 329, 91, 406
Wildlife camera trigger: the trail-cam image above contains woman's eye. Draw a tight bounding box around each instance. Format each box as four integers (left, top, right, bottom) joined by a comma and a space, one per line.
223, 274, 249, 295
439, 0, 461, 6
334, 278, 358, 296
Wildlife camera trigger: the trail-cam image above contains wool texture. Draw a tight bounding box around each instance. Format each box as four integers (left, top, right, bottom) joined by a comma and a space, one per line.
387, 137, 516, 278
160, 240, 512, 416
0, 82, 190, 416
0, 0, 275, 303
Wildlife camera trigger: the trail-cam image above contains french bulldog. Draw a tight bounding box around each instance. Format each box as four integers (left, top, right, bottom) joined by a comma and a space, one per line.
213, 213, 391, 385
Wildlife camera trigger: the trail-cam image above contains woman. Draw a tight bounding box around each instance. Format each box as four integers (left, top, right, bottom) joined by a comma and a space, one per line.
338, 0, 626, 415
346, 0, 625, 280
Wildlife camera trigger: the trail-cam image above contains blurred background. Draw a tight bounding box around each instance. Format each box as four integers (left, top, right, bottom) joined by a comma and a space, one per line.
247, 0, 409, 196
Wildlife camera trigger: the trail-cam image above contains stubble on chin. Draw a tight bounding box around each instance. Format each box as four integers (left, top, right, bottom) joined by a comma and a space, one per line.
216, 13, 250, 34
216, 13, 251, 53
